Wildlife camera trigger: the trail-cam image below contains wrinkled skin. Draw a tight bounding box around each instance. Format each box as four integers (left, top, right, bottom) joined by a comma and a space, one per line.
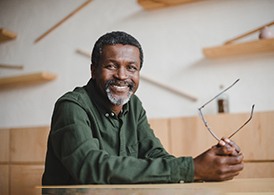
194, 138, 244, 181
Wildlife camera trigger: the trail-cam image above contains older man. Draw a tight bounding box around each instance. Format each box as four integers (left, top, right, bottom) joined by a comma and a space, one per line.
42, 31, 243, 185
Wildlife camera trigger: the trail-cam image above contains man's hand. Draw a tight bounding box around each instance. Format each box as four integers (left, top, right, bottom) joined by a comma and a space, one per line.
193, 138, 244, 181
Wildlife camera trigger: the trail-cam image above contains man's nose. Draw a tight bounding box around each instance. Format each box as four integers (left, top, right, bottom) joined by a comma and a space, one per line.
116, 68, 128, 80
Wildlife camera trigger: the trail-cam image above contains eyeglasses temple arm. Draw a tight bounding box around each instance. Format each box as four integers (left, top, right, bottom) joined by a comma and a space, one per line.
228, 104, 255, 139
200, 79, 240, 109
198, 108, 220, 141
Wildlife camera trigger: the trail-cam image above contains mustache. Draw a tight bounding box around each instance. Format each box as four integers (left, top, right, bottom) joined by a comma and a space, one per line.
105, 79, 135, 91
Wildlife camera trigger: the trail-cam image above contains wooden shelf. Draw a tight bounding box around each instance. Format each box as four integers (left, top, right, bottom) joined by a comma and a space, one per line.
0, 28, 17, 43
203, 38, 274, 58
137, 0, 200, 9
203, 21, 274, 58
0, 72, 57, 88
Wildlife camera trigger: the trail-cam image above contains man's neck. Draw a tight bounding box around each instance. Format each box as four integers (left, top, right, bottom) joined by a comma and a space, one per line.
111, 105, 123, 116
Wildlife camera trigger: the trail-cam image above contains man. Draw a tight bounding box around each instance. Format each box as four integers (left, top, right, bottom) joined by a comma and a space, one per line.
42, 31, 243, 185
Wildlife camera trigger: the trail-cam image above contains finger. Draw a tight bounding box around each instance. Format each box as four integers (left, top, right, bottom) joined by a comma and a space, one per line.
225, 138, 241, 153
217, 139, 226, 147
215, 144, 237, 156
215, 161, 244, 181
218, 170, 241, 181
219, 138, 241, 155
224, 154, 244, 165
207, 164, 242, 182
222, 163, 244, 177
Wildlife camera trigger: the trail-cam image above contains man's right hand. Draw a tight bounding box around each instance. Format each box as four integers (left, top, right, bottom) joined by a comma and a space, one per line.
193, 138, 244, 181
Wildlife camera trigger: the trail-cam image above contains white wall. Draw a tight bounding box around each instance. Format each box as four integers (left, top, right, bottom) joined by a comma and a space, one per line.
0, 0, 273, 128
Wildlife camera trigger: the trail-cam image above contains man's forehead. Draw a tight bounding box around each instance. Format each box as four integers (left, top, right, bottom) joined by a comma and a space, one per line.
101, 44, 140, 57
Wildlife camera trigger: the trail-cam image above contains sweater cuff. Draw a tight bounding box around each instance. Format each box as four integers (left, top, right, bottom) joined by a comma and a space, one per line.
169, 157, 194, 183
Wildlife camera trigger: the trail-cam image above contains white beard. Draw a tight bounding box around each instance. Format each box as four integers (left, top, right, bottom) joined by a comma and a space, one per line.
106, 87, 133, 106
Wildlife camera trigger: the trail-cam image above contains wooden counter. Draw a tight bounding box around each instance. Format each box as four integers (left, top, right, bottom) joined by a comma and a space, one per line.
40, 178, 274, 195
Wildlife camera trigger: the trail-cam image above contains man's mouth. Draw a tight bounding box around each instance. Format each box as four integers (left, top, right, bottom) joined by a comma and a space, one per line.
106, 80, 134, 93
111, 84, 129, 92
105, 80, 135, 105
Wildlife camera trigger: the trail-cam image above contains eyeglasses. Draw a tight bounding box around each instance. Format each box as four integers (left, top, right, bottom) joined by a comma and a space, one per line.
198, 79, 255, 142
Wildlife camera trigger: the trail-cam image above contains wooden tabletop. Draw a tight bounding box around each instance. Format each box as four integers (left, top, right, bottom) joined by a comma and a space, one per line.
40, 178, 274, 195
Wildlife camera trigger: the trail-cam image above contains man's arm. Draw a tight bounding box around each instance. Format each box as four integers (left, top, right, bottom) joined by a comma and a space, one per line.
47, 100, 194, 184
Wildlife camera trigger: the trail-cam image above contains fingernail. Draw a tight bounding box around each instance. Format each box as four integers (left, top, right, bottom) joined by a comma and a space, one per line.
224, 138, 231, 143
219, 140, 226, 146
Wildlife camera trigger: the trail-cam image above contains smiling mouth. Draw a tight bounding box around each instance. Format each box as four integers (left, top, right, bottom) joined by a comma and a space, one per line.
111, 84, 129, 93
105, 80, 135, 105
106, 80, 134, 93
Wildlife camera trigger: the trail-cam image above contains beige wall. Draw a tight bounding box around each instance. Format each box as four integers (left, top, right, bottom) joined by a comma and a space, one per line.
0, 1, 274, 128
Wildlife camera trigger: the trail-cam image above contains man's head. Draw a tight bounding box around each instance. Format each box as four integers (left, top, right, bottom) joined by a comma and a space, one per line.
91, 31, 143, 68
91, 31, 143, 108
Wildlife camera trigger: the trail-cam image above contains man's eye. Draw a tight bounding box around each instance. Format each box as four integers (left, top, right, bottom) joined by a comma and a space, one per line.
128, 65, 138, 72
105, 64, 116, 69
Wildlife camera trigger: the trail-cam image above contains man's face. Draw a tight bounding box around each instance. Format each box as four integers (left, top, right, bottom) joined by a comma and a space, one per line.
92, 44, 141, 106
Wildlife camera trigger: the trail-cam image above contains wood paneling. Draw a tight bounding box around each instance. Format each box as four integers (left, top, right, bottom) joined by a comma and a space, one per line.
198, 111, 274, 160
0, 127, 49, 195
149, 118, 171, 153
169, 116, 216, 157
168, 111, 274, 161
0, 165, 9, 195
152, 111, 274, 178
10, 126, 49, 163
10, 165, 43, 195
0, 129, 10, 162
0, 111, 272, 195
238, 162, 274, 178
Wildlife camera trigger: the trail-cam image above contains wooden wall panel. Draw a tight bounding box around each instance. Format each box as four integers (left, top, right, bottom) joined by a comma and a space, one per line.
0, 110, 272, 195
10, 126, 49, 163
168, 111, 274, 161
0, 129, 10, 162
0, 165, 9, 195
10, 165, 44, 195
149, 118, 171, 153
152, 111, 274, 178
202, 111, 274, 160
237, 162, 274, 178
169, 116, 217, 157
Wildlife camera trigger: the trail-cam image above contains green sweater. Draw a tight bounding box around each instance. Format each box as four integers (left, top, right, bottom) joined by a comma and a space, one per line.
42, 79, 194, 185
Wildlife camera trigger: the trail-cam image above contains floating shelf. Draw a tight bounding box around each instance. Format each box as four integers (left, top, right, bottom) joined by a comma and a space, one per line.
0, 28, 17, 43
203, 21, 274, 58
0, 72, 57, 89
203, 38, 274, 58
137, 0, 200, 9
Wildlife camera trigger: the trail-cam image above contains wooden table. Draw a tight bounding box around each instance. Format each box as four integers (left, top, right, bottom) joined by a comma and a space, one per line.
40, 178, 274, 195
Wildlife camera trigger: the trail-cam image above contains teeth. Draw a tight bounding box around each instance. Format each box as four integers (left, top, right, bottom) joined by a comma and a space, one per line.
115, 85, 126, 88
113, 85, 128, 91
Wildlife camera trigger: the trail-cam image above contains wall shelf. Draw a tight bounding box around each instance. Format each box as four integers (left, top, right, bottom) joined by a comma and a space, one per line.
0, 72, 57, 89
0, 28, 17, 43
137, 0, 200, 9
203, 38, 274, 58
203, 21, 274, 59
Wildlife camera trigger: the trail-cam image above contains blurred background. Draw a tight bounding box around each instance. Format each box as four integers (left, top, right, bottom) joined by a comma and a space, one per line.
0, 0, 274, 128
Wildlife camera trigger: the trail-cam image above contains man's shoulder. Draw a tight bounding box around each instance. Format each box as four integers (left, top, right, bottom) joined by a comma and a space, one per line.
57, 86, 90, 105
128, 94, 145, 115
